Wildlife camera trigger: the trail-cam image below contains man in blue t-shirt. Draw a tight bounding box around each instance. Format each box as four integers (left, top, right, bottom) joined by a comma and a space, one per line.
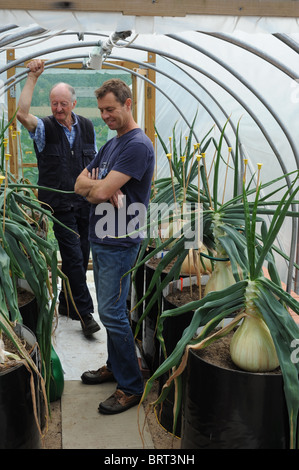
75, 79, 155, 414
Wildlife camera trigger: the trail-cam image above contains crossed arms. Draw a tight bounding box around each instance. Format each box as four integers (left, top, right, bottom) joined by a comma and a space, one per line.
75, 167, 130, 207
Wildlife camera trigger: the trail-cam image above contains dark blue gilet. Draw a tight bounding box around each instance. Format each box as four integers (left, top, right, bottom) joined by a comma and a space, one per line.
34, 115, 96, 212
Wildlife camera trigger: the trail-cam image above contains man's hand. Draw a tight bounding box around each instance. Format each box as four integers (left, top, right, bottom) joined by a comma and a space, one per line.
88, 167, 99, 180
109, 188, 124, 209
16, 59, 45, 132
87, 168, 124, 208
27, 59, 45, 78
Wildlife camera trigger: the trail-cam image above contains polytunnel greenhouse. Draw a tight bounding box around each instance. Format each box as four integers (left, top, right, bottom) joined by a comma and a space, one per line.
0, 2, 298, 451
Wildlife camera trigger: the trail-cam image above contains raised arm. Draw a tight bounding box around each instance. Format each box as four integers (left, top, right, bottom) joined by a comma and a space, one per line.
17, 59, 45, 132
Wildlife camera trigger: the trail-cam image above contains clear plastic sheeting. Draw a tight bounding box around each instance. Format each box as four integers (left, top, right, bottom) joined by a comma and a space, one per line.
0, 18, 298, 290
0, 10, 299, 34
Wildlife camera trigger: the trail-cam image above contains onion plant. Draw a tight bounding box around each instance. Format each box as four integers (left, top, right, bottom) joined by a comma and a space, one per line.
138, 174, 299, 449
131, 117, 299, 447
0, 118, 76, 410
130, 119, 218, 335
130, 118, 298, 341
153, 114, 215, 205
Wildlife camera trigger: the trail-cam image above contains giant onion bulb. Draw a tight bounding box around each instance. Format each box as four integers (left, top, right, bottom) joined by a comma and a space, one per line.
204, 260, 236, 296
230, 283, 279, 372
180, 247, 212, 275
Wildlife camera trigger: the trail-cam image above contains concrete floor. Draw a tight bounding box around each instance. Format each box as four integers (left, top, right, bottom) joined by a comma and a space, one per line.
52, 272, 154, 450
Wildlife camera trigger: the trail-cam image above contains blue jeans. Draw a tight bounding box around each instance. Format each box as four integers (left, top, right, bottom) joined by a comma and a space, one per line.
91, 242, 144, 396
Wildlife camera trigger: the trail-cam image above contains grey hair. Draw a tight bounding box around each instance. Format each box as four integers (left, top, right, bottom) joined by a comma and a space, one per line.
49, 83, 77, 102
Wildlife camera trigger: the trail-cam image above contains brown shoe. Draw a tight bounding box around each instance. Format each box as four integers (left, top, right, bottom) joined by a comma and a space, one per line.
98, 389, 142, 414
81, 365, 115, 385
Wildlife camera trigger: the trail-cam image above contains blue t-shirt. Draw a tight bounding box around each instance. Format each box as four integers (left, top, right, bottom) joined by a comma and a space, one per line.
87, 128, 155, 246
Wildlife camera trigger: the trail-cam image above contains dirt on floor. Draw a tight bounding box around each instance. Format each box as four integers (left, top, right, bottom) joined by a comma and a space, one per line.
42, 380, 181, 450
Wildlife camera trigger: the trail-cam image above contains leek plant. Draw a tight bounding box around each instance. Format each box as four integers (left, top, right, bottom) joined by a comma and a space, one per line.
139, 174, 299, 448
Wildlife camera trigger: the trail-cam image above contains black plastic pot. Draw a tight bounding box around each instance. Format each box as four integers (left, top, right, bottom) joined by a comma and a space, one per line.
17, 280, 64, 404
142, 254, 195, 373
181, 347, 290, 449
130, 271, 144, 340
142, 260, 169, 372
130, 245, 154, 340
18, 280, 38, 336
157, 290, 195, 437
0, 324, 42, 449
